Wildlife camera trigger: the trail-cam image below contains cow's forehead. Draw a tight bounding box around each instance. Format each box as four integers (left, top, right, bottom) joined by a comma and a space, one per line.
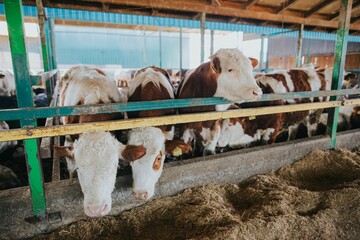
215, 49, 248, 64
73, 132, 119, 166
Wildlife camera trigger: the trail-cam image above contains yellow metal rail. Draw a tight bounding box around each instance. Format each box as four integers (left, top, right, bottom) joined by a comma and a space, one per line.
2, 100, 358, 142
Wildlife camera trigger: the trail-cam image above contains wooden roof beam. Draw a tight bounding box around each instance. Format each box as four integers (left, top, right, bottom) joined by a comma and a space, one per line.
276, 0, 301, 14
243, 0, 259, 10
27, 0, 360, 31
329, 0, 360, 21
229, 17, 239, 23
304, 0, 335, 18
351, 14, 360, 23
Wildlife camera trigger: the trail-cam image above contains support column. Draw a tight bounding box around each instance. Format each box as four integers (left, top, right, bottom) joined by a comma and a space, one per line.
326, 0, 353, 149
259, 34, 265, 71
295, 23, 304, 67
49, 19, 57, 70
180, 27, 183, 71
210, 29, 214, 55
4, 0, 46, 219
200, 12, 206, 63
265, 36, 270, 72
36, 0, 49, 72
159, 26, 162, 68
143, 27, 147, 66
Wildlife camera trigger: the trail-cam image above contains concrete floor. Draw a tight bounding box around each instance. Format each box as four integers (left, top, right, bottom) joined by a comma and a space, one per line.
1, 129, 360, 240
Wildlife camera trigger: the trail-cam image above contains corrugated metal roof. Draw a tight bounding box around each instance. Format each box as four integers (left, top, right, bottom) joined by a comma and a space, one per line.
1, 4, 359, 42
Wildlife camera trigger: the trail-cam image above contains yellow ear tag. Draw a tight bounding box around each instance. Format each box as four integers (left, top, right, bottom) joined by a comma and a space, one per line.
172, 147, 183, 157
249, 115, 256, 120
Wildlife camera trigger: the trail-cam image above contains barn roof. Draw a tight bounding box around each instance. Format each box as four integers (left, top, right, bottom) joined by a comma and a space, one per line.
18, 0, 360, 35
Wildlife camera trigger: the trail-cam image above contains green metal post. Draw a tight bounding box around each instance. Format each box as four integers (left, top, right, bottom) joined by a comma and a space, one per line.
4, 0, 46, 219
36, 0, 52, 103
326, 0, 353, 149
45, 21, 53, 70
295, 24, 304, 67
49, 19, 58, 70
36, 0, 49, 72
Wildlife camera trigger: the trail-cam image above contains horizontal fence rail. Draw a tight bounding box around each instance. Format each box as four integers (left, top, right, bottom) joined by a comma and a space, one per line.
2, 99, 360, 142
1, 89, 360, 122
30, 69, 58, 86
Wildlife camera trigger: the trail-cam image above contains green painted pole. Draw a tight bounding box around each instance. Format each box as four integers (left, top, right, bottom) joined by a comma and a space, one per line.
295, 24, 304, 67
45, 22, 53, 70
48, 19, 58, 70
36, 0, 49, 72
36, 0, 52, 104
326, 0, 353, 149
4, 0, 47, 219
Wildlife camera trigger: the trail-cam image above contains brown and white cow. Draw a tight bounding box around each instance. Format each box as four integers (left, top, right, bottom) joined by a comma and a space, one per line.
55, 66, 147, 217
217, 82, 284, 148
254, 67, 331, 140
125, 66, 191, 200
176, 48, 261, 155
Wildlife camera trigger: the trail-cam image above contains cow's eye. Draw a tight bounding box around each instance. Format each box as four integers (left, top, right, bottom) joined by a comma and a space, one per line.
228, 69, 233, 72
153, 152, 163, 170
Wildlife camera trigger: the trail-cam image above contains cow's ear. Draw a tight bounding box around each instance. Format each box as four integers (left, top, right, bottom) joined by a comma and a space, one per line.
165, 140, 192, 157
119, 144, 146, 163
249, 57, 258, 68
54, 145, 74, 159
210, 56, 222, 73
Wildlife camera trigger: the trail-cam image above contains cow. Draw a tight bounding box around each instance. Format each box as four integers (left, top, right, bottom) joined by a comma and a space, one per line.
176, 48, 261, 155
217, 82, 284, 149
126, 66, 191, 200
0, 70, 16, 97
253, 67, 332, 141
0, 121, 17, 154
172, 69, 188, 93
54, 65, 144, 217
114, 69, 137, 97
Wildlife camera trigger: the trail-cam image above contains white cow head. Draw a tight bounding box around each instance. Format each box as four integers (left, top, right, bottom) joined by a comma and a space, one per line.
210, 48, 262, 101
120, 127, 190, 201
120, 127, 165, 201
55, 131, 121, 217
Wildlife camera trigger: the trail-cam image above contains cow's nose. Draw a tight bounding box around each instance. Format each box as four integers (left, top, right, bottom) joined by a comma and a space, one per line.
133, 191, 148, 200
252, 88, 263, 100
85, 204, 109, 217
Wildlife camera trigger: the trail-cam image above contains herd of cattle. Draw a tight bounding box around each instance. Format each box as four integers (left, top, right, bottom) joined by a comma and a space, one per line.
0, 48, 359, 218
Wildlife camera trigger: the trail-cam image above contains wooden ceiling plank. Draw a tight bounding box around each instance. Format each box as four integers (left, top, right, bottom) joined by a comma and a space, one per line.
276, 0, 301, 14
329, 0, 360, 20
351, 14, 360, 23
243, 0, 259, 10
23, 0, 360, 31
304, 0, 335, 18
